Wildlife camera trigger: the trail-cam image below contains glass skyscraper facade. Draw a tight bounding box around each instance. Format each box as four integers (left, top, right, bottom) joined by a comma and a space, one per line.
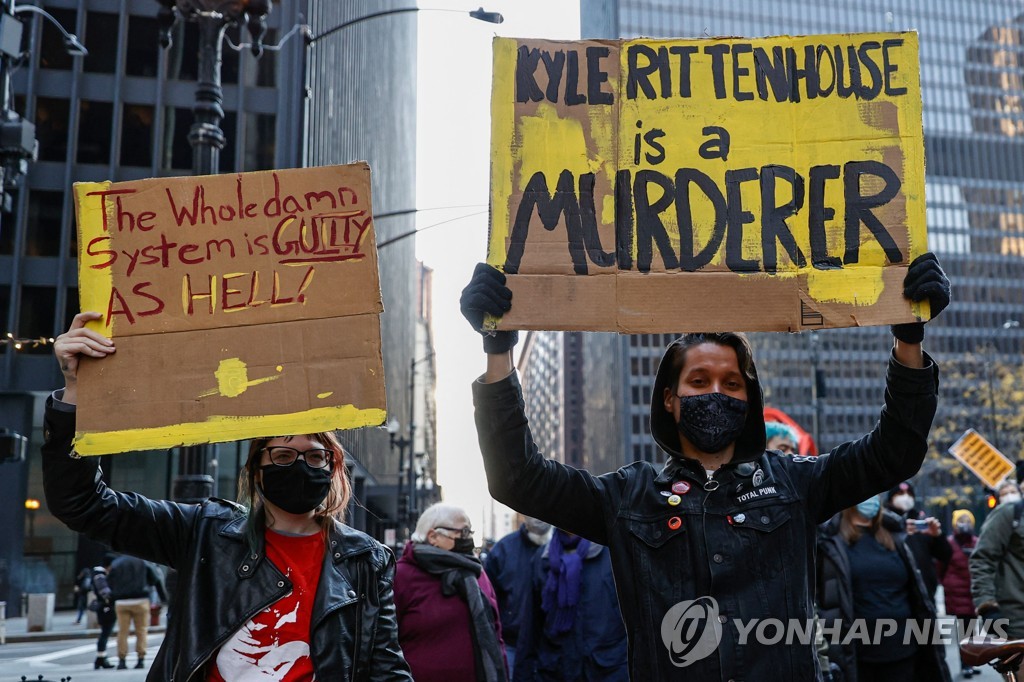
0, 0, 423, 612
574, 1, 1024, 488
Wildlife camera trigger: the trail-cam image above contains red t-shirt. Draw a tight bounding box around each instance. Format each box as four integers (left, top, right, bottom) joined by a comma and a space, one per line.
207, 529, 326, 682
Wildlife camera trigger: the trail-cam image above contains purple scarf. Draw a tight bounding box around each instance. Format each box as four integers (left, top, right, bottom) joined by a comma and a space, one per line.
541, 529, 590, 636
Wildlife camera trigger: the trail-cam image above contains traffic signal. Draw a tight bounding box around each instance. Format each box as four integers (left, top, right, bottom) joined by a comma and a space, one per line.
988, 494, 998, 509
397, 493, 409, 522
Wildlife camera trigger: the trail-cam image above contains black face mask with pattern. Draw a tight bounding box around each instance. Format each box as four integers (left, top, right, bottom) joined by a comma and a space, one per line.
676, 393, 748, 454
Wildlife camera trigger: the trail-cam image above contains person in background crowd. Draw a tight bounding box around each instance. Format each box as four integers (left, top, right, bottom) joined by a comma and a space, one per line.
395, 503, 507, 682
886, 481, 951, 602
971, 485, 1024, 640
43, 312, 411, 681
91, 563, 117, 670
765, 421, 800, 455
107, 553, 167, 669
996, 480, 1022, 506
514, 528, 627, 682
817, 495, 951, 682
73, 566, 91, 624
485, 516, 552, 676
938, 509, 980, 678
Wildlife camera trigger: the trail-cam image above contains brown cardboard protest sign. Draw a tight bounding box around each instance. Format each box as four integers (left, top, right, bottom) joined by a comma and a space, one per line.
72, 164, 386, 455
488, 34, 929, 332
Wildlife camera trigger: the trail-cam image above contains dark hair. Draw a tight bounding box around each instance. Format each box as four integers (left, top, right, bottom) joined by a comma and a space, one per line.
663, 333, 757, 392
238, 432, 352, 549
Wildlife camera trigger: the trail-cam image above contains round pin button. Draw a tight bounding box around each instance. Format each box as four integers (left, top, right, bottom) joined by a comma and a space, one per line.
671, 481, 691, 495
667, 516, 682, 530
667, 494, 682, 506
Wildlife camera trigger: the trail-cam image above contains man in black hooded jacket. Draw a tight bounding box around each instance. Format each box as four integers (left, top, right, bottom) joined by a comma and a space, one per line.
460, 253, 949, 681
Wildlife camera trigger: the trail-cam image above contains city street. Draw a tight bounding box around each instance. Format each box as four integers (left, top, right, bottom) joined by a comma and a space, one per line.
0, 635, 161, 682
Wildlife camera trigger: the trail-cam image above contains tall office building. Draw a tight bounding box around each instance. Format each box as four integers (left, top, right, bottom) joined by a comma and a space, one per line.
1, 0, 423, 611
569, 1, 1024, 487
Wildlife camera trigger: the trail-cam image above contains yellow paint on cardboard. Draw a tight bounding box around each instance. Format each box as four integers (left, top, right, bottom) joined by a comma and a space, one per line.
488, 37, 518, 267
806, 267, 886, 306
196, 358, 282, 398
317, 391, 334, 399
73, 406, 388, 456
74, 181, 116, 337
489, 33, 926, 329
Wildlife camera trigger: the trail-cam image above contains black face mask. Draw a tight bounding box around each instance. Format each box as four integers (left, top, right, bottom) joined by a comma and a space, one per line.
452, 537, 476, 555
259, 463, 332, 515
676, 392, 749, 454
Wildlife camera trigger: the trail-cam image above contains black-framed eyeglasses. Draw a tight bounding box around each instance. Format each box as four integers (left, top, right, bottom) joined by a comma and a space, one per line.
261, 446, 333, 470
434, 526, 474, 539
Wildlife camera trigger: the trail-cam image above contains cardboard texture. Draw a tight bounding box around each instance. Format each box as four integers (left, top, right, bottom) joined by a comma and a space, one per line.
72, 164, 386, 455
488, 34, 929, 332
948, 429, 1014, 489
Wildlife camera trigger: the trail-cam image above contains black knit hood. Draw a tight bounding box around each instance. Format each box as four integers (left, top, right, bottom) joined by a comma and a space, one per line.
649, 336, 767, 464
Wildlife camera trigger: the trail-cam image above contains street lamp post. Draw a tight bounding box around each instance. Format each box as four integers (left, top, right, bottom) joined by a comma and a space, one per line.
156, 0, 271, 176
155, 0, 270, 502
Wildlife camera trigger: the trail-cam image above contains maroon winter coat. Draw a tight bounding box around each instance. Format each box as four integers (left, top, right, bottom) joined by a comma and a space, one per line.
940, 534, 979, 617
394, 542, 505, 682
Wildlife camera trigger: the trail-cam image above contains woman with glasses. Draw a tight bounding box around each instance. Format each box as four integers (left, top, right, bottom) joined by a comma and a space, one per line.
394, 502, 508, 682
42, 312, 411, 681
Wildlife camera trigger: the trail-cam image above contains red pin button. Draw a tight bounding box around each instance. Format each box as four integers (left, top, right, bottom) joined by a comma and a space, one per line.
671, 481, 691, 495
667, 516, 682, 531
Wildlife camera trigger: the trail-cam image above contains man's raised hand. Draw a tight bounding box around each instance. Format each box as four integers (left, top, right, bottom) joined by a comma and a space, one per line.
460, 263, 518, 355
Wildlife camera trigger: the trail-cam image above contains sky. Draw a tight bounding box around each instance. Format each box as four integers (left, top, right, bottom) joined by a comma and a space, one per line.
415, 1, 581, 538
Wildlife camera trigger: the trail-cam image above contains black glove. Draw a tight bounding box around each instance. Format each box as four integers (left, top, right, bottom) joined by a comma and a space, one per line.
891, 252, 951, 344
978, 603, 1004, 637
460, 263, 518, 354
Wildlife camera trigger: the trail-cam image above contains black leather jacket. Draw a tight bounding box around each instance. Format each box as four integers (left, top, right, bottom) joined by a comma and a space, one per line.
473, 349, 938, 681
41, 395, 411, 682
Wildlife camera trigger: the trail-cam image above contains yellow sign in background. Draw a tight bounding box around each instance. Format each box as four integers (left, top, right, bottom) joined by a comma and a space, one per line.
949, 429, 1015, 489
489, 33, 928, 332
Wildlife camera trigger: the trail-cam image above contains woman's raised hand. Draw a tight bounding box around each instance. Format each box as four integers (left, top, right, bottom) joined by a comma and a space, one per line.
53, 312, 115, 403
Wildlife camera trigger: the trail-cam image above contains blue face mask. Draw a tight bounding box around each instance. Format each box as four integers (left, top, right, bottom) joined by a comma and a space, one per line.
856, 496, 881, 519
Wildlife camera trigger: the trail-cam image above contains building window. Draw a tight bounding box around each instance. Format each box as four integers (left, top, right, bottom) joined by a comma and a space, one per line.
126, 15, 160, 77
162, 106, 192, 170
64, 288, 79, 329
35, 97, 70, 162
255, 28, 276, 87
77, 100, 113, 164
164, 21, 239, 85
26, 190, 64, 257
121, 104, 154, 167
163, 107, 237, 172
83, 12, 119, 73
18, 286, 57, 354
220, 111, 238, 173
244, 113, 276, 170
39, 7, 76, 70
0, 285, 9, 350
0, 202, 13, 255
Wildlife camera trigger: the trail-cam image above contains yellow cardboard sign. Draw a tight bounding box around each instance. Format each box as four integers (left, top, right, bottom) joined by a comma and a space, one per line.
72, 164, 387, 455
489, 34, 928, 332
949, 429, 1014, 489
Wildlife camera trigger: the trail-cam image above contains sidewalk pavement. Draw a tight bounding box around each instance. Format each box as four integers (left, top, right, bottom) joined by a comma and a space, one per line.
1, 609, 166, 644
